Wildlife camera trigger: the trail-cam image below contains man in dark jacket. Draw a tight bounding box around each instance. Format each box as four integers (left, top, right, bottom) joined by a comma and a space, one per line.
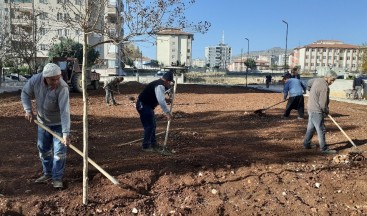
303, 71, 338, 154
136, 71, 174, 152
353, 74, 364, 100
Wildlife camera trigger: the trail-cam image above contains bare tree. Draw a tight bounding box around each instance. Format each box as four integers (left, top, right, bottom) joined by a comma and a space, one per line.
46, 0, 210, 205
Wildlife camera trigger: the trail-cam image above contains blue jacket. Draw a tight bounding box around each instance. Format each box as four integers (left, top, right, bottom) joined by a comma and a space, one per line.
283, 78, 306, 100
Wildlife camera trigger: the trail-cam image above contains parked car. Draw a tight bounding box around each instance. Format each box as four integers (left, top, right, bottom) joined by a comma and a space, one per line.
156, 70, 165, 76
5, 73, 28, 81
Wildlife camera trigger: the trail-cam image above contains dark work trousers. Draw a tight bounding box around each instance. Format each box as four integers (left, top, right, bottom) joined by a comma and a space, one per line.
136, 99, 157, 149
283, 95, 304, 118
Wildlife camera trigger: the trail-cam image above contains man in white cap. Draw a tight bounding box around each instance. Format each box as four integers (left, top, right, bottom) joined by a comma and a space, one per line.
21, 63, 71, 189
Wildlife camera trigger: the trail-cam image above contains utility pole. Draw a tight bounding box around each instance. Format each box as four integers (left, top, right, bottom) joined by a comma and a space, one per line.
282, 20, 288, 73
245, 37, 249, 87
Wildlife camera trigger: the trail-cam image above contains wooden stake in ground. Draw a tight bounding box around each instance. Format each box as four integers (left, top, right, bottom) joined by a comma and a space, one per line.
34, 120, 120, 185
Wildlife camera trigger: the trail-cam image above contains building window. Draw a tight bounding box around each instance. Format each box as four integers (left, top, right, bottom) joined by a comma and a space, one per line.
75, 0, 82, 5
347, 50, 350, 53
40, 44, 48, 51
57, 29, 63, 36
353, 50, 357, 53
108, 29, 116, 37
39, 12, 47, 20
339, 57, 343, 60
306, 48, 309, 52
108, 44, 117, 53
57, 0, 62, 3
352, 64, 356, 67
39, 0, 48, 3
57, 13, 63, 21
172, 49, 175, 52
172, 55, 175, 58
323, 49, 326, 52
107, 60, 116, 68
187, 48, 191, 53
353, 57, 356, 60
75, 14, 80, 21
311, 63, 314, 66
305, 55, 309, 59
39, 28, 46, 35
334, 56, 337, 60
347, 56, 350, 60
64, 29, 68, 36
323, 56, 326, 59
328, 56, 331, 60
305, 63, 308, 66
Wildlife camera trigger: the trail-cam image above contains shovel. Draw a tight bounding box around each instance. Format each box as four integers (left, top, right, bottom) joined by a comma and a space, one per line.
254, 99, 287, 114
328, 114, 362, 152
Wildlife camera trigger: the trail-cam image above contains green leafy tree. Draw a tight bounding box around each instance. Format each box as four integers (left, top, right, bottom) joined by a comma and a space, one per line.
48, 39, 99, 67
244, 58, 256, 70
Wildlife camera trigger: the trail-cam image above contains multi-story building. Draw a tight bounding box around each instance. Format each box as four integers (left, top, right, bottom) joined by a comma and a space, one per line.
1, 0, 122, 76
205, 43, 231, 70
156, 28, 193, 67
293, 40, 363, 76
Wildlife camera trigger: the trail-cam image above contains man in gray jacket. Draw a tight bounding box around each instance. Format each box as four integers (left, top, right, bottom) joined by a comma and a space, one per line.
303, 71, 338, 154
21, 63, 71, 189
103, 76, 124, 106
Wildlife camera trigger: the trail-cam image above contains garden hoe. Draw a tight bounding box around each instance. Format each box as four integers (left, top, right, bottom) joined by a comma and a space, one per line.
254, 99, 287, 115
328, 114, 363, 153
34, 120, 120, 186
160, 76, 178, 156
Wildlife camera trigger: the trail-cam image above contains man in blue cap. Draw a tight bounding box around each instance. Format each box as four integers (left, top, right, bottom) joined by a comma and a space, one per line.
136, 71, 174, 152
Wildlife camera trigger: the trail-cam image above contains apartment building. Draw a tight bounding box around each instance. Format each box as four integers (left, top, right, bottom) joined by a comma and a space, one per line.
1, 0, 122, 76
292, 40, 363, 76
156, 28, 193, 67
205, 43, 231, 70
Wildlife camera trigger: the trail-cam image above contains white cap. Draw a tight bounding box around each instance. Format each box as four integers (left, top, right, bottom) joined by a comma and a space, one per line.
42, 63, 61, 77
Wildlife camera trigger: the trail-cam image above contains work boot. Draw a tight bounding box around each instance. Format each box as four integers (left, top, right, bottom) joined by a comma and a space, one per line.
304, 144, 317, 149
321, 149, 337, 154
52, 180, 63, 189
35, 175, 51, 183
142, 147, 154, 152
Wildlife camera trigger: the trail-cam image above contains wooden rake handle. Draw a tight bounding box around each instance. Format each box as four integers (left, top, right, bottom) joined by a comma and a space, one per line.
34, 120, 120, 185
328, 115, 357, 148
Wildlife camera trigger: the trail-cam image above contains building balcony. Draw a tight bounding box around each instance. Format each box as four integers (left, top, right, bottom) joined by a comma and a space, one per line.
106, 5, 117, 17
11, 18, 32, 27
11, 2, 32, 13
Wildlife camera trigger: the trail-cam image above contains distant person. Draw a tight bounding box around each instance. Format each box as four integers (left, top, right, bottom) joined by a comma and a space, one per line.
21, 63, 71, 189
265, 74, 272, 88
353, 74, 364, 100
136, 71, 174, 152
103, 76, 124, 106
282, 73, 306, 119
291, 67, 301, 79
303, 71, 338, 154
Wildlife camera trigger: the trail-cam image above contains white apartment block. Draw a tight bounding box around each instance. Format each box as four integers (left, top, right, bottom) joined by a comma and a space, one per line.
1, 0, 122, 76
205, 43, 231, 69
292, 40, 363, 76
156, 28, 193, 67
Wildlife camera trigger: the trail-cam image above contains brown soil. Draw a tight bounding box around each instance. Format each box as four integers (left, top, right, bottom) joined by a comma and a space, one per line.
0, 81, 366, 215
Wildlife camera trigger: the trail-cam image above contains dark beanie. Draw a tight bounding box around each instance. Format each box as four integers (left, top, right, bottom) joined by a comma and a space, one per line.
162, 71, 174, 81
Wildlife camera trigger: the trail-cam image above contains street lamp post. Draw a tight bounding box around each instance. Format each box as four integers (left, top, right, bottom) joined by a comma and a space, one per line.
245, 37, 249, 87
282, 20, 288, 73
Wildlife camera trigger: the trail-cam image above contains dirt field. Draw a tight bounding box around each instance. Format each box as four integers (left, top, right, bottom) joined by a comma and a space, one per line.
0, 81, 366, 215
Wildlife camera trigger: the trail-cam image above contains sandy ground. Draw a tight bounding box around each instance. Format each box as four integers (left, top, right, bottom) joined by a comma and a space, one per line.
0, 81, 366, 215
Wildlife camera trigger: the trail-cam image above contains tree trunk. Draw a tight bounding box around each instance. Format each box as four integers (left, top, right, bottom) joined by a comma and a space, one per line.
82, 33, 89, 205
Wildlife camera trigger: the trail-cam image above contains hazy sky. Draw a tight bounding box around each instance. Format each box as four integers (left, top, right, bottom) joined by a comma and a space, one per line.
136, 0, 367, 60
